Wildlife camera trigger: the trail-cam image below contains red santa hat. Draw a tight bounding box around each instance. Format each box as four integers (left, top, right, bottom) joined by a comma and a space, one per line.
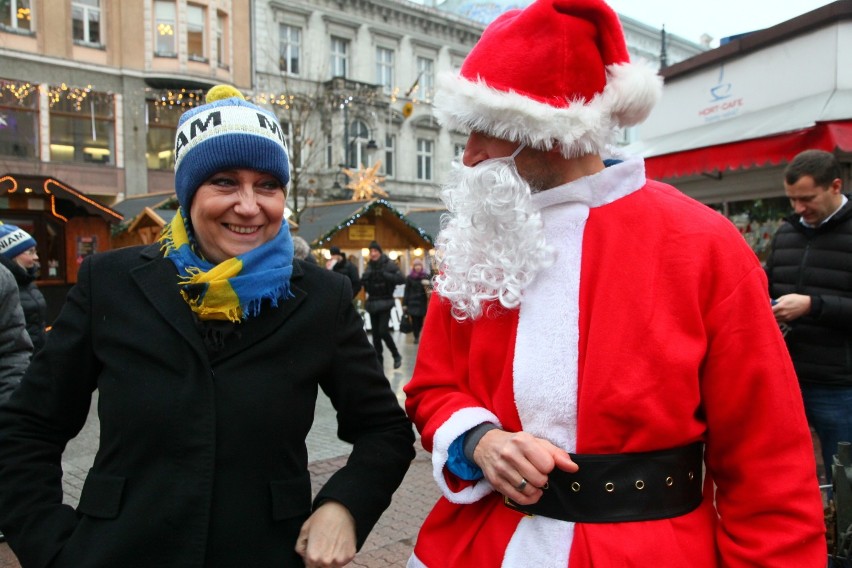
434, 0, 662, 157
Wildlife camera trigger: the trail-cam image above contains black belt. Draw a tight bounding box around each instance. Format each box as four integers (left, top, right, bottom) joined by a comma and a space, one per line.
504, 442, 704, 523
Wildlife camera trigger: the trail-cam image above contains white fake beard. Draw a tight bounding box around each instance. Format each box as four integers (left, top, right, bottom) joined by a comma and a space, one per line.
434, 157, 555, 321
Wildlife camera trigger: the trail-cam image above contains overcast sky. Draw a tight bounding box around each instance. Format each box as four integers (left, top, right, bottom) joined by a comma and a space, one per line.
606, 0, 837, 47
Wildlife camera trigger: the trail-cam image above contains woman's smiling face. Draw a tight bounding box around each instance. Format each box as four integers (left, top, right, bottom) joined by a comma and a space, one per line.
189, 169, 286, 264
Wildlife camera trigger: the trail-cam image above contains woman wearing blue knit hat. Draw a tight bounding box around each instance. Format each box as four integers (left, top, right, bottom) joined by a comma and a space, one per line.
0, 86, 414, 567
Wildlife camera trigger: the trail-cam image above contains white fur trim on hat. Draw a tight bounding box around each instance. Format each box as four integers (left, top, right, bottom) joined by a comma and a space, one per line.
434, 0, 663, 158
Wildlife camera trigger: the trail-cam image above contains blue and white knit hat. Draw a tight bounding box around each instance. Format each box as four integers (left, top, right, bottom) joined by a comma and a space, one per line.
173, 85, 290, 211
0, 223, 36, 260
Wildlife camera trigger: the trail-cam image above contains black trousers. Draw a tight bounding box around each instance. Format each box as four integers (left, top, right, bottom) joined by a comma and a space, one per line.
370, 309, 399, 361
410, 315, 425, 339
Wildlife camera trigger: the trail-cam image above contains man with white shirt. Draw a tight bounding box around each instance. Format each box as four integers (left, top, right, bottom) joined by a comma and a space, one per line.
766, 149, 852, 486
403, 0, 826, 566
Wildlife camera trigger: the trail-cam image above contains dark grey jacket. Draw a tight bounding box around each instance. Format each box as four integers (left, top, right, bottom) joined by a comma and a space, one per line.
0, 255, 47, 352
765, 197, 852, 386
0, 244, 414, 568
0, 264, 31, 404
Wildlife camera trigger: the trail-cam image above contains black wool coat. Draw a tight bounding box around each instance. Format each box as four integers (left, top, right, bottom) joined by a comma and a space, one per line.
0, 244, 415, 568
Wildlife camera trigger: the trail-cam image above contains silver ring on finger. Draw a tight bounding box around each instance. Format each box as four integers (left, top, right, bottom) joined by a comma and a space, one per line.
515, 477, 528, 492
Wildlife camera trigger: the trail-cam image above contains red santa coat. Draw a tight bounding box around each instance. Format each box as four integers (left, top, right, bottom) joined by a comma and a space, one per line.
404, 159, 825, 567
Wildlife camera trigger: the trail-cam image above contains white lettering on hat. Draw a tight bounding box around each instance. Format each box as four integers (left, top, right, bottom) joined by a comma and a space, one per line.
174, 106, 288, 170
0, 229, 28, 254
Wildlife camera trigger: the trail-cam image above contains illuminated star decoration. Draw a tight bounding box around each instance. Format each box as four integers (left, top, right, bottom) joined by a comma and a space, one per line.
343, 160, 388, 200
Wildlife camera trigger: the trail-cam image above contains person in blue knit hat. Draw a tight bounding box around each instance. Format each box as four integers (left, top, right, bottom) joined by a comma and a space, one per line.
0, 85, 414, 567
0, 223, 47, 353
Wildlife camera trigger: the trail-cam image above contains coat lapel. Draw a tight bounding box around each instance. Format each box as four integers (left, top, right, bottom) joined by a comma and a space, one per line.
131, 244, 208, 359
211, 272, 307, 363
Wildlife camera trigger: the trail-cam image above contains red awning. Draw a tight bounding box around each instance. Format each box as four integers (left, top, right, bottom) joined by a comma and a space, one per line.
644, 120, 852, 180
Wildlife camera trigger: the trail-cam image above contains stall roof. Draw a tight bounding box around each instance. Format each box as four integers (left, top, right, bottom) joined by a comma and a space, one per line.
0, 174, 123, 222
112, 192, 175, 220
405, 208, 447, 243
296, 199, 433, 246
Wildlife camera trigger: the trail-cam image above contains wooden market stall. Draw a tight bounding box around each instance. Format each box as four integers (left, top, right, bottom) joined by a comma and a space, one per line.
0, 173, 123, 321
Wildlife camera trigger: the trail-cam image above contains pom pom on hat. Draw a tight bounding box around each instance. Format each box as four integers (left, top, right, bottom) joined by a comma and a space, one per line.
433, 0, 663, 158
0, 223, 36, 260
205, 84, 245, 103
173, 84, 290, 211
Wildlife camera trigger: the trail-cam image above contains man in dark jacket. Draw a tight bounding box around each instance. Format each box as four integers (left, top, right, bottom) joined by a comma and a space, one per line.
766, 149, 852, 484
361, 241, 404, 369
327, 246, 361, 298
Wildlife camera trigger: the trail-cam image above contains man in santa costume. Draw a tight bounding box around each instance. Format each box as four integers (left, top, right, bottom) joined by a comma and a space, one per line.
403, 0, 826, 566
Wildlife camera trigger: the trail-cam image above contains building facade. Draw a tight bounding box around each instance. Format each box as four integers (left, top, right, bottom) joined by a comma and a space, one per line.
0, 0, 703, 213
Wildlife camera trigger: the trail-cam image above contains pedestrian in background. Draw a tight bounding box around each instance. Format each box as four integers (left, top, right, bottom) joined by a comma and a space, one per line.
766, 148, 852, 485
0, 85, 414, 568
327, 245, 361, 298
0, 223, 47, 354
402, 257, 430, 344
361, 241, 404, 369
403, 0, 825, 565
0, 263, 31, 405
292, 235, 318, 265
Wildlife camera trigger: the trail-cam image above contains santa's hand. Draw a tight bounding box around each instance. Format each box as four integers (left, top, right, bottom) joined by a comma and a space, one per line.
295, 501, 357, 568
473, 429, 577, 505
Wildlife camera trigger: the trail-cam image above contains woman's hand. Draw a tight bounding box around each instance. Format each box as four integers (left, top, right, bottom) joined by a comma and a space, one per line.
473, 429, 577, 505
295, 500, 357, 568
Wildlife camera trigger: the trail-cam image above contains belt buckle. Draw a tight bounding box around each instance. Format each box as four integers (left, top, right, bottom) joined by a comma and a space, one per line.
503, 495, 535, 517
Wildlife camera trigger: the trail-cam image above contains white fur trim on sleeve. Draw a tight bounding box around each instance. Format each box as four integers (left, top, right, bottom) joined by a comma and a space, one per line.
431, 406, 502, 504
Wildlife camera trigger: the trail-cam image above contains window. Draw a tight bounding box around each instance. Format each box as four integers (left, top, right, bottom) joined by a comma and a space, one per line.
0, 78, 38, 159
382, 134, 395, 178
376, 47, 394, 94
49, 88, 115, 165
0, 0, 31, 31
154, 1, 176, 56
72, 0, 100, 45
330, 36, 349, 78
280, 120, 300, 168
145, 98, 184, 170
216, 12, 228, 68
416, 138, 433, 181
279, 24, 301, 75
416, 56, 435, 99
347, 119, 369, 167
453, 143, 465, 165
187, 4, 206, 61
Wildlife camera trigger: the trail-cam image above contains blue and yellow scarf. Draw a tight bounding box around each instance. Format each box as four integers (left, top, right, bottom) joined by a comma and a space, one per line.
159, 208, 294, 322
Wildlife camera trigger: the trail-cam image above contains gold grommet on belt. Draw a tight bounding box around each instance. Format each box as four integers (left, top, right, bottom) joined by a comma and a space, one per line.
570, 481, 581, 492
688, 471, 695, 481
605, 482, 615, 492
665, 476, 674, 486
634, 480, 645, 490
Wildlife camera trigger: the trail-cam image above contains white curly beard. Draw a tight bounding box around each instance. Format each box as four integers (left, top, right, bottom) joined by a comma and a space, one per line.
435, 157, 555, 321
